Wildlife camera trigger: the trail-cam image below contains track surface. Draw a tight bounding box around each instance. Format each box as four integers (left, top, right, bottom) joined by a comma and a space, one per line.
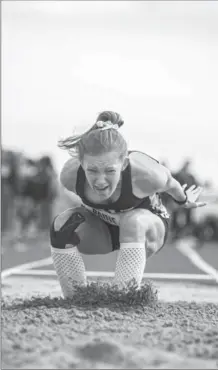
2, 234, 218, 274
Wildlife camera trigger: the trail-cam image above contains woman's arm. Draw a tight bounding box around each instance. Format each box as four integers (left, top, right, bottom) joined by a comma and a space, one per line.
163, 175, 187, 203
60, 157, 80, 193
160, 171, 206, 208
128, 151, 206, 208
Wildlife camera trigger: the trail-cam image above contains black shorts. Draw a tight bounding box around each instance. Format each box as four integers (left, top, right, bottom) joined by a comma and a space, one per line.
105, 212, 170, 252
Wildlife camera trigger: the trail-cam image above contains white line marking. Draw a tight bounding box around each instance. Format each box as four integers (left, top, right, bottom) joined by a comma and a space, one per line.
1, 257, 52, 280
176, 241, 218, 283
2, 243, 218, 285
2, 269, 216, 281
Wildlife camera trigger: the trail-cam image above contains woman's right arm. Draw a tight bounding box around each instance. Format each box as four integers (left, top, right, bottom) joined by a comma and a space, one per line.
60, 158, 80, 193
59, 158, 82, 206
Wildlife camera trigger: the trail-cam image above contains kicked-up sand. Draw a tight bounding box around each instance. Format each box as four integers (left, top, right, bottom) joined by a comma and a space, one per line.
2, 276, 218, 369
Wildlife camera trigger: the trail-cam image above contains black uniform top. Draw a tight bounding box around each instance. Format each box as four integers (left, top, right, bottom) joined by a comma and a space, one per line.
60, 151, 170, 226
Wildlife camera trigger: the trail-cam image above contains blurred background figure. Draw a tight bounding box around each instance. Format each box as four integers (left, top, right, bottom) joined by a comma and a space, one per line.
1, 149, 18, 235
14, 156, 41, 245
170, 158, 200, 241
159, 158, 218, 246
36, 155, 58, 233
1, 151, 59, 249
192, 180, 218, 245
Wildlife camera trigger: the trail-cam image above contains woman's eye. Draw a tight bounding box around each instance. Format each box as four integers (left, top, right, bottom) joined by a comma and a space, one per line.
106, 169, 115, 173
88, 169, 97, 173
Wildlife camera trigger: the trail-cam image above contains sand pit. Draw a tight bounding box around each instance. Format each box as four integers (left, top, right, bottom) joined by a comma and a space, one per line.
2, 277, 218, 369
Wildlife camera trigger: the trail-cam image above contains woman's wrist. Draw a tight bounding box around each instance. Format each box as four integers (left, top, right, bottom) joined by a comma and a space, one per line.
172, 191, 187, 205
165, 177, 188, 205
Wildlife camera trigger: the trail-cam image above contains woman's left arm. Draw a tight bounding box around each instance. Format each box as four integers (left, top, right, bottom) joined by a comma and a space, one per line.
160, 169, 206, 209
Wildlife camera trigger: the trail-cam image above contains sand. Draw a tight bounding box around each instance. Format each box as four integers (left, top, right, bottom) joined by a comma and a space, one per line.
2, 277, 218, 369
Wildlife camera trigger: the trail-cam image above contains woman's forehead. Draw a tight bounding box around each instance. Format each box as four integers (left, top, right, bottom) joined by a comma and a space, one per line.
83, 152, 121, 167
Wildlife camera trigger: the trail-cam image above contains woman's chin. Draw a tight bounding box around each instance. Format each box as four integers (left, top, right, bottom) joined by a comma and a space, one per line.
98, 192, 111, 199
95, 189, 113, 200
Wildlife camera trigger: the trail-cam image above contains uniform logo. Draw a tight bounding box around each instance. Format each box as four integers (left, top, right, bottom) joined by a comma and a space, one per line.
83, 204, 120, 225
92, 209, 118, 225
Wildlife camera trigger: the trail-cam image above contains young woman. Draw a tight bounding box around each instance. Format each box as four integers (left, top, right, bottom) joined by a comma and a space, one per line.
50, 111, 205, 298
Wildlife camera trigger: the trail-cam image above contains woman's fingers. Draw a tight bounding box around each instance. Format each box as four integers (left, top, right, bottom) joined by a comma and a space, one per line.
193, 186, 203, 193
186, 185, 203, 196
198, 202, 207, 207
187, 184, 196, 191
185, 201, 207, 209
196, 201, 207, 208
187, 184, 201, 192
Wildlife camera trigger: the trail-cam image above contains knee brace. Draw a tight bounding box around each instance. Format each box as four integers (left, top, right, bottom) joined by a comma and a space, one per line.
50, 211, 85, 249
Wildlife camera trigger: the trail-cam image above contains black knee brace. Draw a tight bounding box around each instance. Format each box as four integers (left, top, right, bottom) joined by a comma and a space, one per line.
50, 211, 85, 249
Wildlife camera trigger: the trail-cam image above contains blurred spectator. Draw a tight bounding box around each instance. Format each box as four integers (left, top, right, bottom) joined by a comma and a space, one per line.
2, 150, 58, 245
15, 157, 40, 241
1, 150, 18, 233
192, 180, 218, 243
14, 154, 58, 242
170, 158, 200, 240
173, 158, 197, 186
36, 155, 58, 232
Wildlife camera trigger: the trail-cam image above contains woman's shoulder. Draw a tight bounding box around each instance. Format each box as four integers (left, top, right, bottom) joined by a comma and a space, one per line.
128, 151, 169, 197
60, 156, 80, 193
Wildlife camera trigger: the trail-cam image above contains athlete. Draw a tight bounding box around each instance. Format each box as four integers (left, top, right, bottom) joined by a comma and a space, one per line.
50, 111, 206, 298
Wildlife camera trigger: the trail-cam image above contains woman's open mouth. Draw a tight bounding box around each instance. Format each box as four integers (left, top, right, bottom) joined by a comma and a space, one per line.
94, 186, 109, 192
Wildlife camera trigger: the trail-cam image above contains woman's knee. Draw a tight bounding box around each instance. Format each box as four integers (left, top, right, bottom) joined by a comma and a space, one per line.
50, 207, 85, 249
119, 209, 152, 243
119, 209, 165, 245
51, 206, 113, 255
53, 207, 84, 232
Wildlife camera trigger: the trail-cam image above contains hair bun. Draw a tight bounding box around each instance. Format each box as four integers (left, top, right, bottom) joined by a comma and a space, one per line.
96, 111, 124, 128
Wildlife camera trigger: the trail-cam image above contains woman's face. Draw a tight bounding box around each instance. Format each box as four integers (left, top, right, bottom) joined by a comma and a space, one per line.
82, 151, 128, 200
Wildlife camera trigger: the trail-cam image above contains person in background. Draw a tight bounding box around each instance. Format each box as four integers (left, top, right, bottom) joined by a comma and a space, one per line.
15, 157, 40, 243
36, 155, 58, 234
192, 180, 218, 244
170, 159, 200, 240
1, 150, 18, 235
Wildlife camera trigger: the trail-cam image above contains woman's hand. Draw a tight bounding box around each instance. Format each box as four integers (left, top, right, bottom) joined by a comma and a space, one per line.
182, 184, 207, 209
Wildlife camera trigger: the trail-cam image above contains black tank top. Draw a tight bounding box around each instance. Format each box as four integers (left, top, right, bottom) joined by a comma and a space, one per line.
76, 162, 151, 212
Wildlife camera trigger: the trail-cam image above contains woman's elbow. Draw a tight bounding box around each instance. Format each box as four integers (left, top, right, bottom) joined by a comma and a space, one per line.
155, 169, 172, 192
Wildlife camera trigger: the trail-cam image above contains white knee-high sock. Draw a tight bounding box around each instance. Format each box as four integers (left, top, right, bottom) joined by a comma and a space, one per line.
51, 246, 87, 298
114, 243, 146, 288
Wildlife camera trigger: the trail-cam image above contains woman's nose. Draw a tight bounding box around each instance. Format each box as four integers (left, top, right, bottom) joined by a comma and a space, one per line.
95, 174, 107, 185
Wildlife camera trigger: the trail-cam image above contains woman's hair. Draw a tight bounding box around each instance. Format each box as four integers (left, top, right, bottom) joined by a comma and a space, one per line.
58, 111, 128, 161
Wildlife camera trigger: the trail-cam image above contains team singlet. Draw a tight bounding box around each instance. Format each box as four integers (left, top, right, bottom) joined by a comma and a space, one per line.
74, 151, 170, 226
